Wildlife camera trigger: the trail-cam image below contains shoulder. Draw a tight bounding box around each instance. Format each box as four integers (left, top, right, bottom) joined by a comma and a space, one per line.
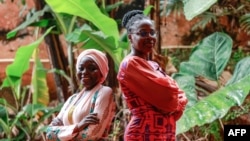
66, 93, 78, 102
99, 86, 113, 96
120, 56, 148, 70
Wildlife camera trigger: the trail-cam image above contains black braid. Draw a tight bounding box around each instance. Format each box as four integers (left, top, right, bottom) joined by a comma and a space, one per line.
122, 10, 149, 33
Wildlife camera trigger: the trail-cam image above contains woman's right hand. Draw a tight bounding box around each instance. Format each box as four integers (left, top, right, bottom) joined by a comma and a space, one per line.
77, 113, 100, 131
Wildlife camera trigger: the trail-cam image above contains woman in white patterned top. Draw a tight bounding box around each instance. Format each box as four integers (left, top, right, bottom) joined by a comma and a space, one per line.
46, 49, 116, 141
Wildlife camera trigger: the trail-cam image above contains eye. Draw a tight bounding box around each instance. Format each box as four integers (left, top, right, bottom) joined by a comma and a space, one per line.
139, 31, 148, 37
149, 30, 156, 36
87, 65, 98, 71
137, 30, 157, 37
78, 65, 98, 73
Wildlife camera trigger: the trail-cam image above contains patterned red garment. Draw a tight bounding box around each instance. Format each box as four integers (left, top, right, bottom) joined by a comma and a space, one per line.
117, 56, 187, 141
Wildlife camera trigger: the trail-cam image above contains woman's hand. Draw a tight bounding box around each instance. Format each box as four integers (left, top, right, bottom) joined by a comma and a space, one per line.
77, 113, 100, 131
178, 92, 188, 106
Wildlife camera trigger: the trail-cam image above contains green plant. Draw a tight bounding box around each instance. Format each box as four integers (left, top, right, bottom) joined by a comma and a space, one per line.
173, 32, 250, 140
239, 13, 250, 34
0, 98, 62, 141
226, 48, 248, 73
0, 27, 63, 141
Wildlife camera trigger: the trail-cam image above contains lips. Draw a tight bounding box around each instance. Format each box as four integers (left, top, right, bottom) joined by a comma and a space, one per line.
81, 77, 91, 83
145, 40, 155, 45
82, 77, 90, 80
144, 42, 154, 47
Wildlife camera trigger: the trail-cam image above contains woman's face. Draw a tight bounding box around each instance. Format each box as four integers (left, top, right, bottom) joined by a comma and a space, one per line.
129, 19, 157, 56
76, 57, 102, 90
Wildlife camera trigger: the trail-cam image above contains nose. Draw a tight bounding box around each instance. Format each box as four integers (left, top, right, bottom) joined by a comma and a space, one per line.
80, 68, 88, 75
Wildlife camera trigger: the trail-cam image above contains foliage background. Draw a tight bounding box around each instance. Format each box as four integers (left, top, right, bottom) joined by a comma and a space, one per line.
0, 0, 250, 141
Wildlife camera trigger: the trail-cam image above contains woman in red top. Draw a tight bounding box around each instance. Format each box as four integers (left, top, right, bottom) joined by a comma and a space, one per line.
117, 10, 188, 141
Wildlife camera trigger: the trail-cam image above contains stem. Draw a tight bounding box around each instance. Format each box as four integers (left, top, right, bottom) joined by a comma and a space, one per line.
55, 13, 67, 34
69, 16, 77, 33
181, 133, 191, 141
218, 119, 224, 131
67, 42, 75, 92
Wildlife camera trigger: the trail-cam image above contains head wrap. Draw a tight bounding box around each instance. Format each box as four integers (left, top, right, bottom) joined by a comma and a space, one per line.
76, 49, 109, 84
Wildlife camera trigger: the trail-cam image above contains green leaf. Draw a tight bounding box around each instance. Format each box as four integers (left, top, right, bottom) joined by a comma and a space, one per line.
31, 60, 49, 105
66, 25, 92, 43
179, 32, 232, 81
105, 1, 123, 12
6, 5, 50, 39
37, 103, 63, 124
0, 105, 10, 136
81, 31, 125, 71
144, 5, 154, 15
239, 13, 250, 34
0, 105, 8, 123
183, 0, 217, 20
1, 27, 53, 88
0, 118, 10, 137
227, 57, 250, 85
29, 19, 50, 27
67, 29, 126, 71
177, 57, 250, 134
172, 73, 197, 107
45, 0, 119, 46
21, 104, 46, 117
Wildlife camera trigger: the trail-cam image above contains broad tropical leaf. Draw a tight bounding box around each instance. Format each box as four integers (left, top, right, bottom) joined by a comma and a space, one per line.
1, 27, 53, 88
45, 0, 119, 46
31, 59, 49, 105
179, 32, 232, 81
176, 57, 250, 134
183, 0, 217, 20
226, 57, 250, 86
172, 73, 197, 107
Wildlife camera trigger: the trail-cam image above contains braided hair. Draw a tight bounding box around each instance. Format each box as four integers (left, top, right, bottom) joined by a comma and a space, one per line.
121, 10, 150, 33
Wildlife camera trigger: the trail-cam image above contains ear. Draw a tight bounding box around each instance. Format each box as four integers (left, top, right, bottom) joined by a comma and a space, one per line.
128, 34, 132, 41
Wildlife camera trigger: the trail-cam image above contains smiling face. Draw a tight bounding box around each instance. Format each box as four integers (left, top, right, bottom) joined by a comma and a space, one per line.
76, 57, 102, 90
128, 19, 157, 58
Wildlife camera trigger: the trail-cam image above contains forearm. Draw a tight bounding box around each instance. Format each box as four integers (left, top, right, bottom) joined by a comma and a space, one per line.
46, 125, 78, 141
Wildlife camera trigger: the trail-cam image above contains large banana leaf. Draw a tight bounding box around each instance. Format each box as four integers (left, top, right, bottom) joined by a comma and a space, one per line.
45, 0, 119, 46
1, 27, 53, 106
2, 28, 51, 86
183, 0, 217, 20
176, 57, 250, 134
179, 32, 232, 81
31, 58, 49, 105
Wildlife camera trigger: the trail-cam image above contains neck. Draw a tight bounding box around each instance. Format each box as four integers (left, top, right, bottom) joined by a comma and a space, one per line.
130, 49, 148, 60
83, 83, 101, 92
